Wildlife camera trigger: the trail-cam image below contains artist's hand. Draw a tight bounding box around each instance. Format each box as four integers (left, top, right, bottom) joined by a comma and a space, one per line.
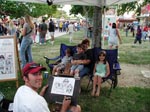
40, 85, 48, 96
60, 96, 71, 112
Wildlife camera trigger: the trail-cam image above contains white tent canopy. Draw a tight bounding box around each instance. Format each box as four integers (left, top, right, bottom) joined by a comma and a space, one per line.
10, 0, 139, 6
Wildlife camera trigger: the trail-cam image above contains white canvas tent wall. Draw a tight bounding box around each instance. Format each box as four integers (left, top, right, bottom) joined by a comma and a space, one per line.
10, 0, 139, 6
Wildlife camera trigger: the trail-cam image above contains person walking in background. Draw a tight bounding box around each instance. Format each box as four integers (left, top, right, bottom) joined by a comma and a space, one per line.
32, 22, 38, 43
108, 23, 122, 49
59, 21, 63, 32
82, 21, 88, 38
147, 24, 150, 42
18, 17, 25, 45
7, 20, 17, 35
66, 21, 69, 33
39, 19, 47, 45
91, 51, 110, 97
134, 25, 142, 44
142, 25, 148, 42
130, 24, 135, 37
62, 22, 66, 32
68, 22, 75, 43
20, 15, 34, 68
48, 19, 55, 45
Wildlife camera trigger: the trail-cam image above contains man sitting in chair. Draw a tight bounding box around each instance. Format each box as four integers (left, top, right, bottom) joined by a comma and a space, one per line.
79, 39, 93, 78
70, 44, 86, 77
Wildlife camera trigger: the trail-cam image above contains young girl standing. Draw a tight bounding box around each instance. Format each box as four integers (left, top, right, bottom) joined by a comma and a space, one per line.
91, 51, 110, 97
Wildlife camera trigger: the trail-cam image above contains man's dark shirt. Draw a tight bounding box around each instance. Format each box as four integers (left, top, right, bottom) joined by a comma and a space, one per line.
49, 21, 55, 32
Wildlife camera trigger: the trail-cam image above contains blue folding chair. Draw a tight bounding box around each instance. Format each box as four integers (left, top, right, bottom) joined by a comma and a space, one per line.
44, 44, 121, 93
86, 47, 121, 92
44, 43, 77, 74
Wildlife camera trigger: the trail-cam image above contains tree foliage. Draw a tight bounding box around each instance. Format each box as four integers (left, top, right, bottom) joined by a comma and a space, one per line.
117, 0, 150, 16
70, 5, 93, 17
0, 0, 57, 18
70, 0, 150, 17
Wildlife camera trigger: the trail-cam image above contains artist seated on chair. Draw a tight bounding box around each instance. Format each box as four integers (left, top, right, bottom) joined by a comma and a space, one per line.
52, 48, 72, 75
13, 62, 81, 112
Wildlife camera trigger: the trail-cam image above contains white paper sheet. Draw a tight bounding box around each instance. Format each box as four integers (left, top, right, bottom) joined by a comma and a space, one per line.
51, 77, 75, 96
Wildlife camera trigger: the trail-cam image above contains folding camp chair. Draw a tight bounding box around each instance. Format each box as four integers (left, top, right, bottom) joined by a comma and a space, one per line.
44, 43, 77, 74
86, 47, 121, 93
44, 44, 121, 93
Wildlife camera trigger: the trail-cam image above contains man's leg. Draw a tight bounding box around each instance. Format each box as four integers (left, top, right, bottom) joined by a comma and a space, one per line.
79, 67, 90, 78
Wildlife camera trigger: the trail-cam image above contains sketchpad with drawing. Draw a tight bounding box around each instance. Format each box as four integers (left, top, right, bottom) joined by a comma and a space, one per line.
44, 75, 80, 105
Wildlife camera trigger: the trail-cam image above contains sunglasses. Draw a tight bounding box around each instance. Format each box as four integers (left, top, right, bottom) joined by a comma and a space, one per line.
29, 63, 42, 68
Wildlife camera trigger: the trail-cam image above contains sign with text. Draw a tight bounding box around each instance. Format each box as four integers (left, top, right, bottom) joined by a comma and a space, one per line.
0, 36, 17, 81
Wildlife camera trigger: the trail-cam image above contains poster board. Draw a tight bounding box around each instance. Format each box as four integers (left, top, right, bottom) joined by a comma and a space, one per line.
44, 75, 80, 105
0, 36, 18, 85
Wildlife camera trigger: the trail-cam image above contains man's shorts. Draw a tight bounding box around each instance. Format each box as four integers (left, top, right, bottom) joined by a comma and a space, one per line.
50, 32, 54, 37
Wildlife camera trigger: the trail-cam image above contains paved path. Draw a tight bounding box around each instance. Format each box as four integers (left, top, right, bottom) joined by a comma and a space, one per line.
35, 30, 67, 43
53, 30, 68, 38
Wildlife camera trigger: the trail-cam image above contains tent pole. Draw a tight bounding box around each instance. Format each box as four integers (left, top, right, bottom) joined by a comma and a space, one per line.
102, 6, 106, 49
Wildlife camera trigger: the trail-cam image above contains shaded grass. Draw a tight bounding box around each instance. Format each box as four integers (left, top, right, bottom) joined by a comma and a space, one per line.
79, 87, 150, 112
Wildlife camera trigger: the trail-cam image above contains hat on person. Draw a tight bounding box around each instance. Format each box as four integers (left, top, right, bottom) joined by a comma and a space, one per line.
22, 62, 46, 76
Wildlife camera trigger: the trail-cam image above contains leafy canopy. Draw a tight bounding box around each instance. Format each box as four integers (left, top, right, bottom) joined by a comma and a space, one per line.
0, 0, 57, 18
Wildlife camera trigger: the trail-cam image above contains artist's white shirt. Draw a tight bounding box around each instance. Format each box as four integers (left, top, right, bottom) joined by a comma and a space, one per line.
13, 85, 50, 112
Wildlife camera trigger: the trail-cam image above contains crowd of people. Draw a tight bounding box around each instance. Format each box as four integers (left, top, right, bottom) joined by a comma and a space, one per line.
0, 15, 88, 69
1, 15, 140, 111
123, 23, 150, 44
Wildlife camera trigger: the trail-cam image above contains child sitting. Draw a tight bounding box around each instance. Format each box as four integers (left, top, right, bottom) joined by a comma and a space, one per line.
70, 44, 86, 77
52, 48, 72, 75
92, 50, 110, 97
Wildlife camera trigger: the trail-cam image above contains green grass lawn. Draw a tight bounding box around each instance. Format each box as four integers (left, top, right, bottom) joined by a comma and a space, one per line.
0, 29, 150, 112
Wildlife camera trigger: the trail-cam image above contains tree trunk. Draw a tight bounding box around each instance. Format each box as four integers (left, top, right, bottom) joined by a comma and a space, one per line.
92, 6, 102, 48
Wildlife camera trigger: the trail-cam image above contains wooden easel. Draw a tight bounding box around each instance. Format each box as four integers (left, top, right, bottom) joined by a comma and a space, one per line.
0, 35, 21, 88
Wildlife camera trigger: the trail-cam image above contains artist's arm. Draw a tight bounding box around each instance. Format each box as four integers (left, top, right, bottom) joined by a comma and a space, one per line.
39, 85, 48, 96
